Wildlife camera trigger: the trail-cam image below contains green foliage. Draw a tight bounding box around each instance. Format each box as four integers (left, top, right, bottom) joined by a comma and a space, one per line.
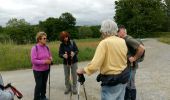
164, 0, 170, 31
115, 0, 168, 37
158, 32, 170, 44
0, 34, 11, 43
90, 25, 101, 38
78, 26, 93, 38
0, 26, 3, 33
59, 12, 76, 30
5, 18, 35, 44
39, 12, 76, 41
145, 32, 170, 37
39, 17, 61, 41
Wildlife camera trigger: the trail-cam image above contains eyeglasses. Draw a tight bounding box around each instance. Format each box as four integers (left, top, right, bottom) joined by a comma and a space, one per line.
42, 38, 47, 40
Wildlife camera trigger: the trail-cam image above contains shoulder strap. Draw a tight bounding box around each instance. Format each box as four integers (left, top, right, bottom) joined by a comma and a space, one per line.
35, 45, 49, 52
70, 40, 74, 47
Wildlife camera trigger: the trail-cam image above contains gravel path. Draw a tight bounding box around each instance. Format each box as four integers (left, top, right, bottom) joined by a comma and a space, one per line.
1, 38, 170, 100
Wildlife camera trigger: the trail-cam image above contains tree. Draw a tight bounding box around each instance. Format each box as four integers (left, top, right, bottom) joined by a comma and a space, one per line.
164, 0, 170, 31
78, 26, 93, 38
90, 25, 101, 38
39, 17, 61, 41
59, 12, 76, 31
5, 18, 34, 44
39, 12, 76, 41
0, 26, 3, 33
114, 0, 167, 37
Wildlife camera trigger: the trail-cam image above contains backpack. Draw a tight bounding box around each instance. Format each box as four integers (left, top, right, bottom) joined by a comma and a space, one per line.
125, 36, 145, 62
35, 45, 50, 57
136, 39, 145, 62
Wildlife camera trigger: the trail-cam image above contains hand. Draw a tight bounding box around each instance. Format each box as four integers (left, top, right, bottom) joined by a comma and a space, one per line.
77, 73, 85, 85
45, 59, 52, 64
129, 56, 136, 63
76, 68, 85, 74
49, 57, 53, 61
71, 51, 75, 58
5, 87, 15, 95
63, 54, 68, 59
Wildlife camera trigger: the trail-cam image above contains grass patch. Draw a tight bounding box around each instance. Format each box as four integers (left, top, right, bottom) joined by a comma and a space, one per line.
157, 32, 170, 45
158, 37, 170, 45
0, 39, 100, 71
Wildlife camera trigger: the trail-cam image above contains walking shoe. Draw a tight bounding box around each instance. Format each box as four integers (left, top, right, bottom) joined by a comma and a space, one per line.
41, 97, 48, 100
64, 88, 71, 94
72, 88, 77, 95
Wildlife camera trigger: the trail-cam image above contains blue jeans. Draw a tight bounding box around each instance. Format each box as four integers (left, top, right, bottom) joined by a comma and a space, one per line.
101, 83, 126, 100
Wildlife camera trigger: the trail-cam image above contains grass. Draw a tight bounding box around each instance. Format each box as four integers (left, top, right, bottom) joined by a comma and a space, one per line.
0, 39, 100, 71
157, 32, 170, 45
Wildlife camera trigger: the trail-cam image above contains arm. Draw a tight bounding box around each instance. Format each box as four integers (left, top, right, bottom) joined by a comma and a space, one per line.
31, 46, 45, 65
132, 44, 145, 61
128, 39, 145, 63
77, 41, 106, 76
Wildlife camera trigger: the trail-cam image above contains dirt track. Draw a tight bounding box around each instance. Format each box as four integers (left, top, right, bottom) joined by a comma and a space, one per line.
1, 38, 170, 100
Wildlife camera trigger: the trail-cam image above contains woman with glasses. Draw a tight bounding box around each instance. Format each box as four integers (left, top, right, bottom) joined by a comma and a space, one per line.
31, 32, 52, 100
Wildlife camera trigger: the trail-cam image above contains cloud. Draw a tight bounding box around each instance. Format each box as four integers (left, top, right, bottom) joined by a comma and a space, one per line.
0, 0, 116, 26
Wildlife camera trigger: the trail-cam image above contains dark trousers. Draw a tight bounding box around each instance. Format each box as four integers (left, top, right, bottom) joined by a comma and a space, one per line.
33, 70, 49, 100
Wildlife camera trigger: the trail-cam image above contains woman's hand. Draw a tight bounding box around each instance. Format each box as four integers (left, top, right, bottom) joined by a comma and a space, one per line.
44, 59, 52, 64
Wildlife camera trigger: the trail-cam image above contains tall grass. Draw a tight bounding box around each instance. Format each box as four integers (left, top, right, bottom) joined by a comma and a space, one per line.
0, 39, 100, 71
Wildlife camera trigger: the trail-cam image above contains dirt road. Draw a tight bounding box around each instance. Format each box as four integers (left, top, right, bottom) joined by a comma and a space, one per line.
1, 38, 170, 100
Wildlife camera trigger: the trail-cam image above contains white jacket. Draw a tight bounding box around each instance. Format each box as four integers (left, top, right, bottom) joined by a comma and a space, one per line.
0, 74, 14, 100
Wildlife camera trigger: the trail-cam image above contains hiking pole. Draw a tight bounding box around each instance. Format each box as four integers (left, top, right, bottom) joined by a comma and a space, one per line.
128, 62, 133, 100
82, 84, 87, 100
77, 73, 87, 100
69, 64, 73, 100
49, 62, 53, 100
77, 82, 80, 100
66, 52, 73, 100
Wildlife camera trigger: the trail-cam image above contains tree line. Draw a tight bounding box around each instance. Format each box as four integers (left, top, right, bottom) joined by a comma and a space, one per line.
0, 12, 100, 44
0, 0, 169, 44
114, 0, 169, 37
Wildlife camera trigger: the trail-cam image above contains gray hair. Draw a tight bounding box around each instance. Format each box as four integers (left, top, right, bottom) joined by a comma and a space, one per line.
100, 19, 118, 36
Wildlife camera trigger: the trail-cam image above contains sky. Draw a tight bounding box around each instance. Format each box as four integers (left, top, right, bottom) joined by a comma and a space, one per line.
0, 0, 116, 26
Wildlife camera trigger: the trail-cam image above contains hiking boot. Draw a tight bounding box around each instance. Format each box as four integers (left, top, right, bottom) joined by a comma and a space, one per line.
64, 88, 71, 94
41, 97, 48, 100
72, 87, 77, 95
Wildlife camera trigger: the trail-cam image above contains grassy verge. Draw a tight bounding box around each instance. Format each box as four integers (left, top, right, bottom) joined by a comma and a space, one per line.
0, 39, 100, 71
157, 32, 170, 45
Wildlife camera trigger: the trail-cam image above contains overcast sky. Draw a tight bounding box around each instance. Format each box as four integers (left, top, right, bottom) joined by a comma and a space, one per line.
0, 0, 116, 26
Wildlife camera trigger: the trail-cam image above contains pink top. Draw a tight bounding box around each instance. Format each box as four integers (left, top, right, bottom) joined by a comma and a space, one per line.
31, 43, 52, 71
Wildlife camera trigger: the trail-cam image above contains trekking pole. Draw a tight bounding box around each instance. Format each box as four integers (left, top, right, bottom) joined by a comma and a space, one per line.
129, 62, 133, 100
66, 52, 73, 100
77, 73, 87, 100
49, 63, 52, 100
82, 84, 87, 100
77, 82, 80, 100
69, 64, 73, 100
